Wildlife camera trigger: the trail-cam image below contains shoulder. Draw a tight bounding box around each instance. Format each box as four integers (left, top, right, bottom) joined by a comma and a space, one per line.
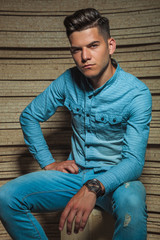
49, 67, 85, 98
117, 66, 151, 102
119, 67, 148, 90
49, 68, 74, 89
114, 64, 152, 114
63, 66, 86, 89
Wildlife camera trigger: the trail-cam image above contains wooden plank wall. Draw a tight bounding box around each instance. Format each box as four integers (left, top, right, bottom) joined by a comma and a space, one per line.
0, 0, 160, 239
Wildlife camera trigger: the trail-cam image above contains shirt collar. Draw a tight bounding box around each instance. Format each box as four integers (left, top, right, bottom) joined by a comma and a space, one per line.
84, 59, 120, 96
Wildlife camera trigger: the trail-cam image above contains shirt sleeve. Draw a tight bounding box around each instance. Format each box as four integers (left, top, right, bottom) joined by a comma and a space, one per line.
19, 71, 67, 168
96, 87, 152, 194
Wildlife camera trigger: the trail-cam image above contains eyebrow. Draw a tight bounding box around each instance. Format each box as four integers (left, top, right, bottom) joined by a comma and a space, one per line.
70, 41, 100, 50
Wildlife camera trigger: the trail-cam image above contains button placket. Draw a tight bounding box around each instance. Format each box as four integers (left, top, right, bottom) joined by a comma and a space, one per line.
84, 92, 93, 162
113, 118, 116, 123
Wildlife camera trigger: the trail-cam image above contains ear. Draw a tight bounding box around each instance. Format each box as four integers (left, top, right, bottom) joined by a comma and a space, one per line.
108, 38, 116, 55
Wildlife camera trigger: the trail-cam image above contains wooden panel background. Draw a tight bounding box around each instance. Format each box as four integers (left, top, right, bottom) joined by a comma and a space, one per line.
0, 0, 160, 239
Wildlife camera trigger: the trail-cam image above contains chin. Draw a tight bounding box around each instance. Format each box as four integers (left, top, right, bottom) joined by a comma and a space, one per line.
80, 69, 98, 79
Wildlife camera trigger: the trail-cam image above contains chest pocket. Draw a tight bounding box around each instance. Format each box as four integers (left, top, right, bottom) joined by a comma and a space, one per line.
93, 113, 125, 140
69, 102, 84, 134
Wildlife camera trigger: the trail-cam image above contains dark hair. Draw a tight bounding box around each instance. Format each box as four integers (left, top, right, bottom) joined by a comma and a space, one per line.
64, 8, 110, 39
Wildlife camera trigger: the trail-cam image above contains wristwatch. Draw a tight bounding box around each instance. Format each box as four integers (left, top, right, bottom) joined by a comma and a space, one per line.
84, 179, 104, 198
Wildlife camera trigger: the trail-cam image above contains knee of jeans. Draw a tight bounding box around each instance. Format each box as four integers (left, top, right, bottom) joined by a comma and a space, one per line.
0, 184, 22, 215
112, 192, 146, 219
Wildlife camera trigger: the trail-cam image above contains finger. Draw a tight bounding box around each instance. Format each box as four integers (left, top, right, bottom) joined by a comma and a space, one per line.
62, 169, 70, 173
79, 211, 90, 232
74, 212, 83, 234
65, 165, 78, 174
71, 163, 79, 173
66, 209, 77, 235
59, 205, 71, 231
67, 160, 79, 172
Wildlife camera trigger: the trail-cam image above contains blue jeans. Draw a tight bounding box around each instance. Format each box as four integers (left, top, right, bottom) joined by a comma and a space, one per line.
0, 169, 147, 240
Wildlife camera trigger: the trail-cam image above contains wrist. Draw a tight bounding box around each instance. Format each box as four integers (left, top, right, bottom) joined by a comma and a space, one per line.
83, 185, 97, 197
44, 162, 56, 170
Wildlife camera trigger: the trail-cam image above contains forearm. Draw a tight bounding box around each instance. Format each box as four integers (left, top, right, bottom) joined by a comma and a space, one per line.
20, 107, 55, 168
97, 156, 143, 194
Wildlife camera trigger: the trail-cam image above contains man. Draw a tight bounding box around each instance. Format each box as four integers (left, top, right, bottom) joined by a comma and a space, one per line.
0, 8, 152, 240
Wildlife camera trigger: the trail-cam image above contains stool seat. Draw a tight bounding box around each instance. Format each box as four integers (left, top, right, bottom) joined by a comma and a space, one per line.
61, 208, 115, 240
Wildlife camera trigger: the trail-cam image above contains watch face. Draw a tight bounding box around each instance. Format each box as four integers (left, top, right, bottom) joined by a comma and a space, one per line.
88, 181, 99, 189
85, 179, 102, 197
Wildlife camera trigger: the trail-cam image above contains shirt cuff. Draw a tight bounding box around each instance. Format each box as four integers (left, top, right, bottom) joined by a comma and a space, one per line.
34, 149, 55, 169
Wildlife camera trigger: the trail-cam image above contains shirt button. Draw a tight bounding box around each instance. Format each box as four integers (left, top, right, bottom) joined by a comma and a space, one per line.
87, 129, 91, 133
87, 145, 90, 148
86, 114, 90, 117
113, 118, 116, 123
88, 95, 92, 99
101, 117, 104, 121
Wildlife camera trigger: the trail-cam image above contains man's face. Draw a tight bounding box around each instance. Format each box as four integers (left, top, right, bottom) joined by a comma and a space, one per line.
69, 27, 115, 82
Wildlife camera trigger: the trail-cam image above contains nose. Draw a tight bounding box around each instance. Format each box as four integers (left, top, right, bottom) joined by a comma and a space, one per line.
81, 48, 91, 62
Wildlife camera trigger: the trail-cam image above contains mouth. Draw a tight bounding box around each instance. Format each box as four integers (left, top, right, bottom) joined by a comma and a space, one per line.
82, 64, 95, 69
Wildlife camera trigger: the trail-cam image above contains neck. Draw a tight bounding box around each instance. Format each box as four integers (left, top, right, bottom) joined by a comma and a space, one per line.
89, 60, 116, 90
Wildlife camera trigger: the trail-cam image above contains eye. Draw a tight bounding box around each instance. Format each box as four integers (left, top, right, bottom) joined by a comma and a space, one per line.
90, 43, 99, 49
71, 48, 81, 54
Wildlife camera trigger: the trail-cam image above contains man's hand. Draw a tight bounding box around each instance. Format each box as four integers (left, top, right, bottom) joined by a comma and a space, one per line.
44, 160, 79, 174
59, 185, 97, 235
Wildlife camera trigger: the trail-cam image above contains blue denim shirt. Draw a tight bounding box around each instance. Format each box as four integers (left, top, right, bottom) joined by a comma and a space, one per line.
20, 61, 152, 194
